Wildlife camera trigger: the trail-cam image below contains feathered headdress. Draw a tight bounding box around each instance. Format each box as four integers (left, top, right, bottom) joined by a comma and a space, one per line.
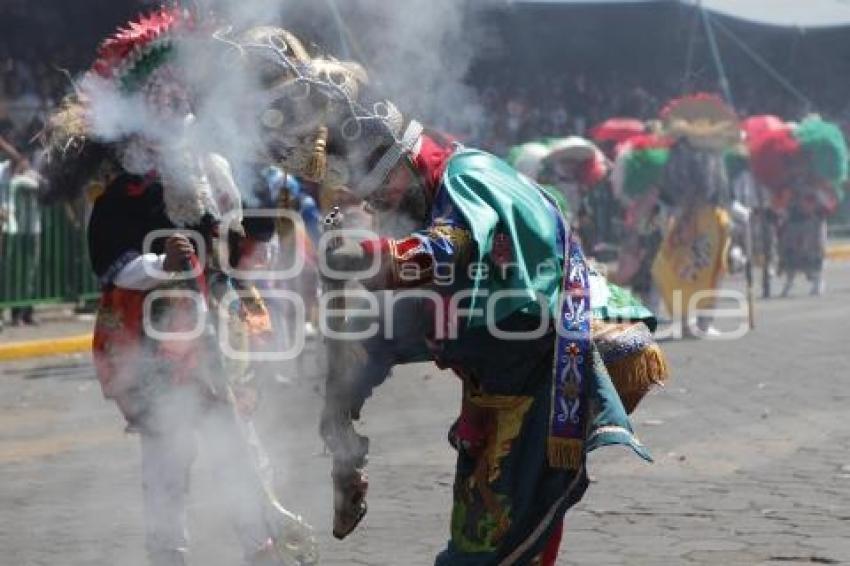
611, 134, 673, 201
545, 137, 610, 187
656, 94, 741, 206
590, 118, 646, 145
508, 138, 609, 187
506, 141, 551, 180
749, 116, 848, 200
93, 7, 188, 91
660, 93, 741, 152
40, 7, 190, 204
226, 26, 423, 197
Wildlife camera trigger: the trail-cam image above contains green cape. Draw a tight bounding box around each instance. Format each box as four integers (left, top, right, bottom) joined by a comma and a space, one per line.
442, 150, 563, 327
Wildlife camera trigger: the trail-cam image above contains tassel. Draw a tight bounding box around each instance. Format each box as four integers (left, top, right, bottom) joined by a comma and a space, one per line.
275, 183, 295, 240
606, 344, 670, 414
304, 125, 329, 182
86, 181, 106, 202
547, 438, 583, 471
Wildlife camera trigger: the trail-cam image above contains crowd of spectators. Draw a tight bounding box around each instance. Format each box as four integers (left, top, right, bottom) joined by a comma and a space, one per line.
0, 48, 69, 155
466, 68, 848, 156
2, 2, 850, 316
0, 2, 136, 156
3, 3, 850, 166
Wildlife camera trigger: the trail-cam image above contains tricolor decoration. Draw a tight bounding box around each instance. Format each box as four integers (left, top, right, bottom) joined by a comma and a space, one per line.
748, 116, 849, 201
508, 137, 609, 187
611, 134, 673, 201
506, 141, 552, 181
590, 118, 646, 145
92, 7, 187, 92
545, 137, 610, 187
505, 140, 571, 216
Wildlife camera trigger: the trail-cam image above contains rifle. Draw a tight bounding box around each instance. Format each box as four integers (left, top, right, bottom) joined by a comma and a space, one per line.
743, 211, 756, 330
320, 207, 370, 540
755, 183, 773, 300
183, 229, 320, 564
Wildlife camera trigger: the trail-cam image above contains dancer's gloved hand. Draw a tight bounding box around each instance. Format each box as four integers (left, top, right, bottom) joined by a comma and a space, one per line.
332, 460, 369, 540
322, 238, 374, 280
321, 400, 370, 540
163, 234, 195, 272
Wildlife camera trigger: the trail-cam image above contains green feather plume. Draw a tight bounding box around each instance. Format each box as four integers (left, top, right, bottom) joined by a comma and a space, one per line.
624, 147, 669, 197
794, 118, 849, 191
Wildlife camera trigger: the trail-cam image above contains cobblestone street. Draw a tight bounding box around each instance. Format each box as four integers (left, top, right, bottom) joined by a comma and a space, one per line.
1, 264, 849, 565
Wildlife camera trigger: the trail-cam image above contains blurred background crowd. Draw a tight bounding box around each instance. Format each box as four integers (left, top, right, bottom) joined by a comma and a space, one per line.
3, 0, 850, 323
5, 2, 850, 162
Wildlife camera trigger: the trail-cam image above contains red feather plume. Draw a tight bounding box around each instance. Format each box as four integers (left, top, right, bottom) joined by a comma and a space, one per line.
576, 151, 608, 187
749, 126, 802, 191
742, 115, 786, 142
590, 118, 645, 144
659, 92, 732, 122
614, 133, 673, 159
93, 8, 185, 78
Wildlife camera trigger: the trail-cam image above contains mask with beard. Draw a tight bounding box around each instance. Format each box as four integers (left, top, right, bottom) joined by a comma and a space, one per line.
365, 158, 431, 237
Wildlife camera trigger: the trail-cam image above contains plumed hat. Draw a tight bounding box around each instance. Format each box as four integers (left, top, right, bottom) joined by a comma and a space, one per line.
227, 25, 423, 196
660, 93, 741, 152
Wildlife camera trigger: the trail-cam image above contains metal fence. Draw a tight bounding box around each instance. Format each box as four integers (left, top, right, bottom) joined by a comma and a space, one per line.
828, 223, 850, 239
1, 204, 99, 309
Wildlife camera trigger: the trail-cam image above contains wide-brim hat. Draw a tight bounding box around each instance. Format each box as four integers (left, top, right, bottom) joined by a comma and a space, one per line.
660, 93, 741, 152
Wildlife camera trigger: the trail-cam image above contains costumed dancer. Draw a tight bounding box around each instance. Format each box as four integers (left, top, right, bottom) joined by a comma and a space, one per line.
542, 137, 610, 251
650, 94, 741, 337
748, 117, 848, 297
234, 27, 669, 565
738, 115, 788, 298
39, 10, 316, 566
506, 137, 610, 249
506, 140, 572, 222
590, 117, 647, 159
610, 132, 672, 311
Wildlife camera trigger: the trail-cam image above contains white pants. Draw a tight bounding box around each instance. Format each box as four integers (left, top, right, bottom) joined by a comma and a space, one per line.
139, 386, 284, 565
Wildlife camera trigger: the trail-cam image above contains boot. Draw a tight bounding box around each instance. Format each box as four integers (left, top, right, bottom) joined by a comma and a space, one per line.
810, 273, 825, 296
332, 463, 369, 540
781, 272, 795, 298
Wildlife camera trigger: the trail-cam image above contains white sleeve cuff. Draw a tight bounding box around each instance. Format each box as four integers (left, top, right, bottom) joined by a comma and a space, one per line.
114, 254, 169, 291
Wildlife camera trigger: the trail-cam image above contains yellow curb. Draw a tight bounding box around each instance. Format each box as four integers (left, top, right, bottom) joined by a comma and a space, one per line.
0, 427, 123, 464
827, 244, 850, 261
0, 334, 92, 362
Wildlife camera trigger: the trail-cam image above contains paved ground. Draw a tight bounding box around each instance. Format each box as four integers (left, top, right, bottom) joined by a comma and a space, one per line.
0, 311, 95, 344
1, 263, 849, 565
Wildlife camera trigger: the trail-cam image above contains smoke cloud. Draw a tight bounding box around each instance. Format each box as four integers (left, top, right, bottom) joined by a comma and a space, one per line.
72, 0, 499, 557
319, 0, 488, 138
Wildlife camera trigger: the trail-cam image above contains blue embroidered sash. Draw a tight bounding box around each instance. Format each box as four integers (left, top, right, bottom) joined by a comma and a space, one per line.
548, 227, 592, 470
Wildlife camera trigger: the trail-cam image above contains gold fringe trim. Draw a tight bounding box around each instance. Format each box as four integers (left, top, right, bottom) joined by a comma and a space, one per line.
607, 344, 670, 391
607, 344, 670, 414
547, 438, 583, 471
304, 125, 329, 182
